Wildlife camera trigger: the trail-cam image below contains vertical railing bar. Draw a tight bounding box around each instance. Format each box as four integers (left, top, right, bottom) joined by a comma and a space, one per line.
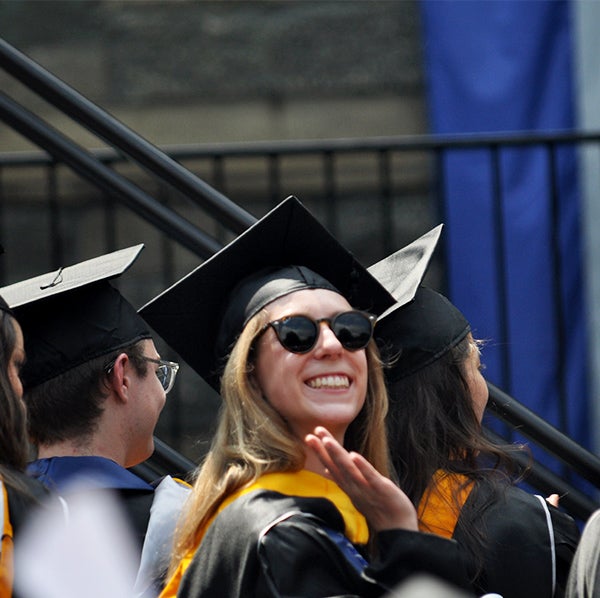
434, 147, 449, 295
490, 144, 512, 441
212, 156, 228, 246
0, 166, 5, 284
378, 148, 394, 256
546, 141, 569, 436
323, 151, 337, 237
46, 161, 62, 267
102, 189, 117, 253
268, 153, 282, 209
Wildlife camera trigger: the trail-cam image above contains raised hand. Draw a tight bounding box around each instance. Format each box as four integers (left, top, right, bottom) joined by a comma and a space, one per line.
305, 426, 418, 532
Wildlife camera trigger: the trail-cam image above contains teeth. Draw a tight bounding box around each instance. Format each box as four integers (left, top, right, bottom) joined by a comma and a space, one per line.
307, 375, 350, 389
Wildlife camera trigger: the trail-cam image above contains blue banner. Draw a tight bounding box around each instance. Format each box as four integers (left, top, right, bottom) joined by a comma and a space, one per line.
419, 1, 590, 474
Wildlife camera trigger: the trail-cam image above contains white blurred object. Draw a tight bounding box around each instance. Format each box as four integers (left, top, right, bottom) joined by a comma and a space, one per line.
14, 487, 139, 598
134, 476, 190, 597
386, 574, 488, 597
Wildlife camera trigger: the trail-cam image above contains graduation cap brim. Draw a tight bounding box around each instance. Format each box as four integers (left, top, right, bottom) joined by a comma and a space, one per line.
140, 196, 396, 388
1, 244, 145, 308
367, 224, 443, 316
0, 245, 151, 388
367, 225, 471, 379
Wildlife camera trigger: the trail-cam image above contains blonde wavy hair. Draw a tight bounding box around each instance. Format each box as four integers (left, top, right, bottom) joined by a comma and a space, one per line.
168, 305, 392, 576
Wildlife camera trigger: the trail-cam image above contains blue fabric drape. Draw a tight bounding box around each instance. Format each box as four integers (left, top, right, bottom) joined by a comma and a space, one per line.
419, 1, 589, 473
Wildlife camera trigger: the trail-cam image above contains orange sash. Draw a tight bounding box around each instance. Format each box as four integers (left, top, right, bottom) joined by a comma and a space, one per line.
160, 470, 368, 597
417, 470, 474, 539
0, 480, 14, 598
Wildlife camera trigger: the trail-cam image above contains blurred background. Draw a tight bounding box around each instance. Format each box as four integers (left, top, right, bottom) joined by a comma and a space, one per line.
1, 1, 599, 507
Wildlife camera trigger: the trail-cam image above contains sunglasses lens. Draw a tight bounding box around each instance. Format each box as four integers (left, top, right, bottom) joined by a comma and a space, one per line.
332, 312, 373, 350
275, 316, 318, 353
270, 312, 373, 353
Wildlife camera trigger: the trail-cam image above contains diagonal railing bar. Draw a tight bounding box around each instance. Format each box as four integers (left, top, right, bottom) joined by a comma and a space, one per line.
484, 428, 599, 521
0, 38, 256, 234
0, 91, 222, 259
487, 381, 600, 487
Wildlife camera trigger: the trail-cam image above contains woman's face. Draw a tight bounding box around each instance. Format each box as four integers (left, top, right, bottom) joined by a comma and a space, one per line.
253, 288, 369, 442
8, 318, 25, 400
463, 334, 488, 422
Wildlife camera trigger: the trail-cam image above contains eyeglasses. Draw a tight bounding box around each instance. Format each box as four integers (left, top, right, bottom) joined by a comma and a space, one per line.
259, 310, 376, 354
105, 356, 180, 394
142, 357, 180, 394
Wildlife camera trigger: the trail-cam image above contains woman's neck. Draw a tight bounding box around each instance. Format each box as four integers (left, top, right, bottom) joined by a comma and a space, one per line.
302, 443, 335, 479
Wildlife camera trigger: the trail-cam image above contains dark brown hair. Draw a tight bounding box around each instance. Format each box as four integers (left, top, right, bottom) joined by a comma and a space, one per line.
0, 311, 29, 471
24, 341, 149, 446
386, 335, 526, 580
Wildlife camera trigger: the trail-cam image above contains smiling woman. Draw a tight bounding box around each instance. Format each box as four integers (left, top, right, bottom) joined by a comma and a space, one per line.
141, 196, 471, 598
252, 289, 370, 446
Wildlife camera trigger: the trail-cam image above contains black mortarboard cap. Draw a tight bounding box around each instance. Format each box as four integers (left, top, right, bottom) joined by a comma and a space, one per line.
374, 287, 470, 381
0, 245, 152, 389
368, 225, 470, 380
140, 196, 396, 389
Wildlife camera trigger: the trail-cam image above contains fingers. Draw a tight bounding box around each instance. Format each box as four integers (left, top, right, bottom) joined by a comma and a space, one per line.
305, 426, 418, 532
305, 426, 365, 486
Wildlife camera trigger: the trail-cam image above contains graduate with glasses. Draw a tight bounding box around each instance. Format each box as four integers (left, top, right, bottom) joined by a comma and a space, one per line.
0, 245, 188, 597
141, 197, 471, 598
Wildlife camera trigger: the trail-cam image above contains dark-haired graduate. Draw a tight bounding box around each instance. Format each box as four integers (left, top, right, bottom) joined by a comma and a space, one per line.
370, 237, 580, 598
141, 197, 472, 598
0, 292, 52, 597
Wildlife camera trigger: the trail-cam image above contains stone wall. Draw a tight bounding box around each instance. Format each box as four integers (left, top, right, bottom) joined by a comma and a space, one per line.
1, 0, 426, 149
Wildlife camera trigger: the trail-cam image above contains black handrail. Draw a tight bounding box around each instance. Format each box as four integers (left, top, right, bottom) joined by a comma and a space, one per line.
5, 129, 600, 166
487, 381, 600, 487
0, 91, 222, 259
0, 38, 256, 234
484, 429, 599, 521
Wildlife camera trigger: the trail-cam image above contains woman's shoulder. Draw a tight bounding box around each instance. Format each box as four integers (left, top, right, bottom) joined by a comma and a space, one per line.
218, 487, 346, 532
463, 481, 580, 544
3, 469, 52, 533
456, 481, 579, 597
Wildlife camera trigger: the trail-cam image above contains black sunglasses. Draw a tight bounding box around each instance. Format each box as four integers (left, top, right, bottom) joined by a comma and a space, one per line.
259, 310, 376, 354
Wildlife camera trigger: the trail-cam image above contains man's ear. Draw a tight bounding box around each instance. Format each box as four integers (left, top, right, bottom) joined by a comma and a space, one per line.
106, 352, 131, 402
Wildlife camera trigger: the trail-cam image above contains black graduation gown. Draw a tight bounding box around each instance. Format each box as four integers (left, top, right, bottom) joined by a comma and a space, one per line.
3, 469, 53, 598
4, 471, 50, 536
453, 483, 580, 598
178, 489, 472, 598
